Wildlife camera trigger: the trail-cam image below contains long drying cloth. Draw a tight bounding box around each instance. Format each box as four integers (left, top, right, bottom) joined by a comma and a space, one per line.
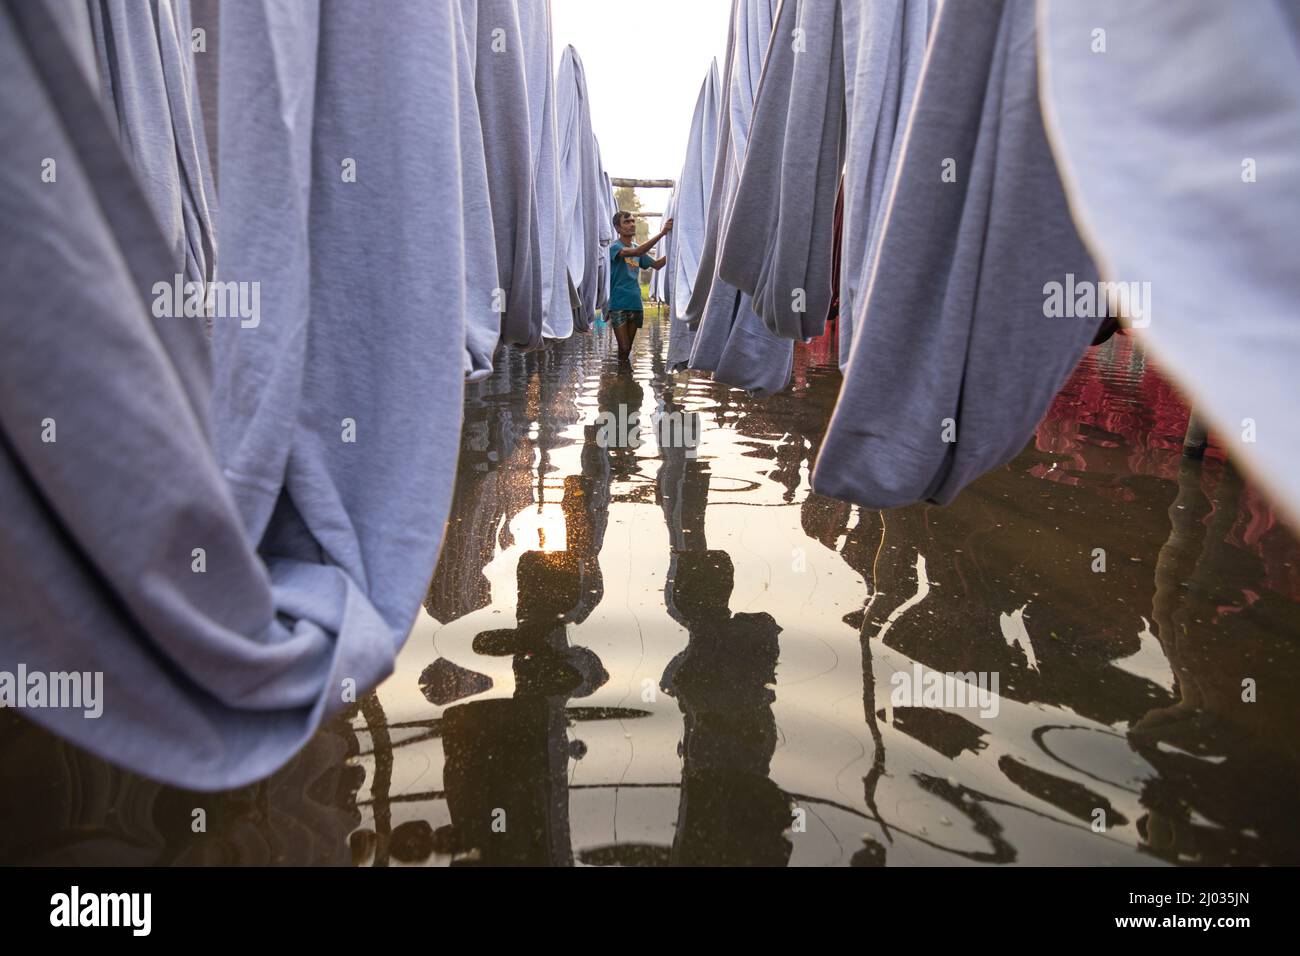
518, 0, 571, 342
1, 0, 468, 790
812, 0, 1099, 508
717, 0, 932, 365
835, 0, 933, 361
685, 0, 790, 396
556, 45, 604, 332
597, 165, 615, 312
451, 0, 502, 381
717, 0, 843, 343
86, 0, 218, 297
666, 62, 721, 370
462, 0, 542, 351
1038, 0, 1300, 526
213, 0, 468, 667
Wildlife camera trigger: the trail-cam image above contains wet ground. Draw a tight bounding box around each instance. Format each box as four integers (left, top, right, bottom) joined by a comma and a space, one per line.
3, 310, 1298, 866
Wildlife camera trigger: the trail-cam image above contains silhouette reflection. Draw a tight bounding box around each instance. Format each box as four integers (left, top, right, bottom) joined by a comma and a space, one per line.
433, 344, 617, 866
660, 552, 790, 866
654, 383, 791, 865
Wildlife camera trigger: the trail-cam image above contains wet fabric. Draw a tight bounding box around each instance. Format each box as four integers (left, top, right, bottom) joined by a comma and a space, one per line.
444, 0, 571, 378
666, 63, 720, 371
680, 0, 754, 344
813, 0, 1099, 508
1038, 0, 1300, 524
1, 0, 468, 790
214, 0, 468, 643
653, 210, 670, 304
86, 0, 218, 296
597, 167, 615, 312
651, 212, 668, 303
556, 46, 605, 332
836, 0, 934, 361
461, 0, 542, 351
717, 0, 843, 342
2, 0, 303, 790
451, 0, 501, 381
717, 0, 931, 366
518, 0, 571, 342
190, 0, 219, 181
685, 0, 791, 396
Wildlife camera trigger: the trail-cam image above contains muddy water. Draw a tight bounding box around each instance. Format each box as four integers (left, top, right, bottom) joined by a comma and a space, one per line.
2, 313, 1298, 866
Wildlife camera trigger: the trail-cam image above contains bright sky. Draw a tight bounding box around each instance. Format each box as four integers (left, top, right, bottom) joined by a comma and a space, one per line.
551, 0, 732, 214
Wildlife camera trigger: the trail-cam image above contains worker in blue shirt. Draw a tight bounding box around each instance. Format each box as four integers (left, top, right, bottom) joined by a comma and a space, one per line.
607, 211, 672, 362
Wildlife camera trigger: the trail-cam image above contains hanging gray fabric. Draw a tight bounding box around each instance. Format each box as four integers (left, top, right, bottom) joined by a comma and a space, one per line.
585, 66, 612, 324
836, 0, 933, 363
86, 0, 218, 298
190, 0, 219, 183
597, 165, 615, 313
1, 0, 374, 790
556, 45, 603, 332
1038, 0, 1300, 524
717, 0, 842, 342
3, 0, 470, 789
717, 0, 931, 366
684, 0, 790, 396
707, 0, 794, 395
680, 1, 745, 344
215, 0, 469, 634
519, 0, 571, 342
813, 0, 1099, 508
666, 62, 720, 371
652, 205, 666, 303
463, 0, 542, 350
652, 194, 668, 305
451, 0, 502, 380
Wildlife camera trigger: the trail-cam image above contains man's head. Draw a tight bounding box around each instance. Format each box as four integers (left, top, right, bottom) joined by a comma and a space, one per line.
613, 210, 637, 240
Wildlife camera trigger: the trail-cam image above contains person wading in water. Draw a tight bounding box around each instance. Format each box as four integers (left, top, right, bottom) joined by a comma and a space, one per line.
608, 211, 672, 363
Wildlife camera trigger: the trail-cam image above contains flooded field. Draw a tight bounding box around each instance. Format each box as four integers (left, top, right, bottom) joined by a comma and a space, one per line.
3, 311, 1298, 866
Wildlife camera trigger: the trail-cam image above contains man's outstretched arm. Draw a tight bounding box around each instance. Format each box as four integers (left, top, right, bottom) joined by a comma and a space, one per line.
617, 217, 674, 259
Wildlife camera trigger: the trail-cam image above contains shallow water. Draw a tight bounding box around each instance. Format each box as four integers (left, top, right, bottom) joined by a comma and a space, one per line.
3, 313, 1298, 866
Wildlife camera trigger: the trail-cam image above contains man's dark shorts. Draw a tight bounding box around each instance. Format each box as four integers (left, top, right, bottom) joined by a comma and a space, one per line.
607, 309, 644, 330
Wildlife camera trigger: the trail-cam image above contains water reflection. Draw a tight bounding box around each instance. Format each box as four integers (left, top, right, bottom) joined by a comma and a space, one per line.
433, 361, 620, 866
1, 319, 1297, 866
653, 384, 791, 865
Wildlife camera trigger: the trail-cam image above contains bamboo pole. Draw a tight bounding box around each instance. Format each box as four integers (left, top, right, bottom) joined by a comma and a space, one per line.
610, 177, 675, 188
